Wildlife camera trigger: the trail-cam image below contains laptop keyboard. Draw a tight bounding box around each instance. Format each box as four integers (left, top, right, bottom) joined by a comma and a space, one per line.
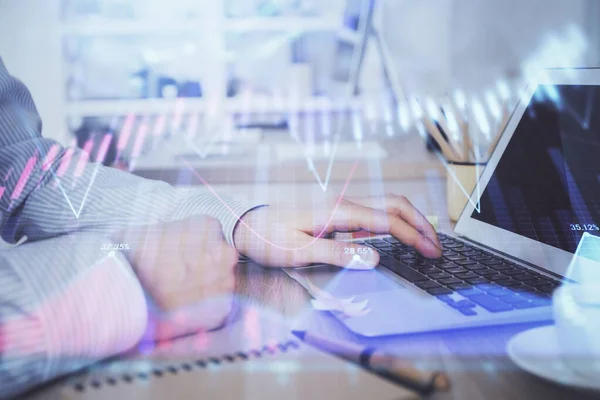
359, 233, 561, 316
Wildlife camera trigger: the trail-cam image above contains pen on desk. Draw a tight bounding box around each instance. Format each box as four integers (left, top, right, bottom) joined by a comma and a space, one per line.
421, 117, 461, 162
292, 330, 450, 395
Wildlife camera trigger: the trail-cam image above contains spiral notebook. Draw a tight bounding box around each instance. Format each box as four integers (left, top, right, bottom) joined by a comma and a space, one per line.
60, 306, 415, 400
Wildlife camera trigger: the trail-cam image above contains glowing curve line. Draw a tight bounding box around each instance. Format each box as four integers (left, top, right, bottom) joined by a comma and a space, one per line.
296, 0, 371, 192
181, 159, 359, 252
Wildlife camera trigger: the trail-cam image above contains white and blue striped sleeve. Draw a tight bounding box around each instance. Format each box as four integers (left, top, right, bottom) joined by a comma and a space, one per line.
0, 57, 263, 398
0, 57, 262, 245
0, 233, 148, 399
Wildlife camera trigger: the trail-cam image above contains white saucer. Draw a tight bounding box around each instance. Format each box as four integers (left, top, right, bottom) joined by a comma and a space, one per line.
507, 325, 600, 392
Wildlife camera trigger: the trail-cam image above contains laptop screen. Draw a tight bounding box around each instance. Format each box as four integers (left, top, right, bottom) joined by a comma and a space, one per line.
472, 84, 600, 254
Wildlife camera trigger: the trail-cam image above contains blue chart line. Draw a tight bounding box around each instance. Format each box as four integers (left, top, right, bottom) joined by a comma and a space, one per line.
303, 134, 342, 192
185, 127, 225, 160
297, 0, 370, 192
564, 86, 595, 130
567, 232, 600, 283
548, 147, 593, 225
182, 158, 359, 251
23, 140, 102, 220
54, 161, 102, 219
434, 150, 483, 214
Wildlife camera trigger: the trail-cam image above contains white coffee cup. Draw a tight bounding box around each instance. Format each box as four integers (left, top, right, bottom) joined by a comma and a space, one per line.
446, 161, 487, 222
553, 283, 600, 381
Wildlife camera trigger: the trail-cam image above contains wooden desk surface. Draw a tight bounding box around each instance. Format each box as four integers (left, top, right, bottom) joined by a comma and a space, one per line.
24, 177, 597, 400
234, 264, 597, 400
133, 133, 446, 184
225, 178, 597, 400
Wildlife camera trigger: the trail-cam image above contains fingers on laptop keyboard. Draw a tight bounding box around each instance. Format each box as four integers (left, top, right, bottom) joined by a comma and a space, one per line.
361, 234, 558, 315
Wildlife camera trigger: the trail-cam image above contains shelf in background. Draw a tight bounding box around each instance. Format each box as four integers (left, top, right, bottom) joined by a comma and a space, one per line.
67, 98, 206, 116
60, 17, 356, 38
131, 133, 444, 185
66, 97, 365, 116
58, 1, 358, 145
61, 21, 202, 36
227, 16, 338, 31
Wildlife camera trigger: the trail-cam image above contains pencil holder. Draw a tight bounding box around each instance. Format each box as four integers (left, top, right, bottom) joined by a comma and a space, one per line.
446, 161, 487, 222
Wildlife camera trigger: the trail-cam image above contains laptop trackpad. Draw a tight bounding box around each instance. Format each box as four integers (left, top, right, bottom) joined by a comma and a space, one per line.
293, 265, 404, 298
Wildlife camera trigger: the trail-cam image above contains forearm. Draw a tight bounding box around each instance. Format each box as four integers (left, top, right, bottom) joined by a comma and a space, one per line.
0, 233, 147, 399
0, 57, 262, 246
12, 160, 261, 246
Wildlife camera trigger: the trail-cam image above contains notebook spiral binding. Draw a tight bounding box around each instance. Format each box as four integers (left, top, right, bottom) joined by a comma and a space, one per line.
72, 340, 301, 393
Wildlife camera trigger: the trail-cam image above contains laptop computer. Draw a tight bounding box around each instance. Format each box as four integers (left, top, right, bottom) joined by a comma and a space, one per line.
289, 68, 600, 336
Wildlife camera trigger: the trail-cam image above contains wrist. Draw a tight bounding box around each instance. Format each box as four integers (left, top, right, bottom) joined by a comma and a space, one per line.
232, 213, 250, 254
232, 205, 267, 254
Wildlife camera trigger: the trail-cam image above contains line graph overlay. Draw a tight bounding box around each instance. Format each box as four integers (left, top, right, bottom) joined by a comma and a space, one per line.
184, 124, 227, 160
294, 0, 371, 192
17, 134, 104, 219
181, 158, 359, 252
435, 151, 483, 214
53, 161, 102, 219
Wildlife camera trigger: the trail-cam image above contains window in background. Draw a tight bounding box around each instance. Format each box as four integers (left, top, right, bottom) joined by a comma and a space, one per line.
64, 34, 207, 101
60, 0, 384, 167
376, 0, 593, 153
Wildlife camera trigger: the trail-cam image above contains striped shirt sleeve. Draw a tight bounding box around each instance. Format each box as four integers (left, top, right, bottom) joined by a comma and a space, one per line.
0, 233, 147, 399
0, 57, 264, 398
0, 57, 262, 245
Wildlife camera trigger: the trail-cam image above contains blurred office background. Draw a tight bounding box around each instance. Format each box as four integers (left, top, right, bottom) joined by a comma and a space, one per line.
0, 0, 599, 171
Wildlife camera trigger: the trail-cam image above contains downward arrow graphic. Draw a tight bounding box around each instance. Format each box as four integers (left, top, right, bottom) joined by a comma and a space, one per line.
54, 162, 102, 219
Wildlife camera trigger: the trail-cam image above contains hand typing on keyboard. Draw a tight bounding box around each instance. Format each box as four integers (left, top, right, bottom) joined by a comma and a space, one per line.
370, 233, 560, 315
233, 194, 442, 269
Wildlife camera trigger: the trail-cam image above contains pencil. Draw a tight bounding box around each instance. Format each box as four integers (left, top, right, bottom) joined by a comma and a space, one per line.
440, 99, 469, 161
444, 94, 473, 162
421, 117, 461, 161
462, 121, 471, 162
435, 113, 463, 158
292, 330, 451, 395
486, 105, 510, 158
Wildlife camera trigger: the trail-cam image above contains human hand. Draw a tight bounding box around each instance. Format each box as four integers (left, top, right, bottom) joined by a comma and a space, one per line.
233, 194, 441, 269
113, 216, 238, 340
